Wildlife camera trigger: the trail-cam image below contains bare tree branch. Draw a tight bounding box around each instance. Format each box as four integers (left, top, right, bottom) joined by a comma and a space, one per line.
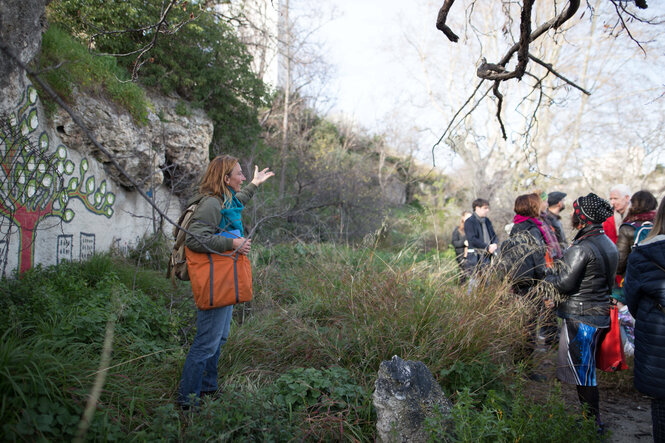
81, 0, 199, 80
435, 0, 460, 42
492, 80, 507, 139
528, 53, 591, 95
431, 80, 487, 161
610, 0, 647, 54
477, 0, 534, 81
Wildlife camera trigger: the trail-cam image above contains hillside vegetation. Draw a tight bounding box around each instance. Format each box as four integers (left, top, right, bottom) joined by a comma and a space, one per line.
0, 238, 602, 441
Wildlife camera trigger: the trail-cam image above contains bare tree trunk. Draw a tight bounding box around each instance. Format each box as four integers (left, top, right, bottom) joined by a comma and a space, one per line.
278, 0, 290, 198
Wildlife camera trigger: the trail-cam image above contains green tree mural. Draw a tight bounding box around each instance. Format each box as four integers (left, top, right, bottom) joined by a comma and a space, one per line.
0, 85, 116, 273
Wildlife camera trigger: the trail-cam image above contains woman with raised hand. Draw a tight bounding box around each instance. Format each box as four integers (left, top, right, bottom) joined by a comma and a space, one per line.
177, 155, 273, 408
624, 195, 665, 443
544, 193, 617, 432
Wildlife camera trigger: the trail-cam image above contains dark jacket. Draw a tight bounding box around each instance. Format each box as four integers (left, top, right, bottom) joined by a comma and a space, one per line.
451, 227, 466, 259
464, 213, 498, 252
545, 224, 618, 326
184, 184, 257, 253
500, 219, 547, 295
623, 235, 665, 399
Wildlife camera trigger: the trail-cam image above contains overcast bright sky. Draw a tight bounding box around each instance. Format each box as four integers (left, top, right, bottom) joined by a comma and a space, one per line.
316, 0, 426, 130
311, 0, 665, 173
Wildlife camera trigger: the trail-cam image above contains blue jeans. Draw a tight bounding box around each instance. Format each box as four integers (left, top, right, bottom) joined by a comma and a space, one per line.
178, 305, 233, 405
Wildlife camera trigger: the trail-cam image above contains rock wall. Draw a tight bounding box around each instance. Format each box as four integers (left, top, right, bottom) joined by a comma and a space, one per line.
52, 91, 212, 192
0, 1, 212, 276
0, 0, 48, 112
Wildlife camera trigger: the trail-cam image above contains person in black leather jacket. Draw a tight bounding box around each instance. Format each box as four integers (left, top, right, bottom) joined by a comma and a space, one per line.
624, 195, 665, 443
544, 193, 617, 430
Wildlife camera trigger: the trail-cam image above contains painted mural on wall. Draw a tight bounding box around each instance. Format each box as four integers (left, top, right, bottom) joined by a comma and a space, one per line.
0, 86, 116, 273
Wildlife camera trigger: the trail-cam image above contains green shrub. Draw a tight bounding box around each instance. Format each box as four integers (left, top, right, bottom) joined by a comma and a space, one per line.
0, 332, 123, 440
47, 0, 268, 154
139, 388, 302, 442
269, 367, 366, 411
438, 354, 511, 403
0, 255, 184, 441
37, 26, 149, 123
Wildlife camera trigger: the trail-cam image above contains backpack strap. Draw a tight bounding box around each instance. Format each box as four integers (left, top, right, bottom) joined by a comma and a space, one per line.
633, 221, 654, 248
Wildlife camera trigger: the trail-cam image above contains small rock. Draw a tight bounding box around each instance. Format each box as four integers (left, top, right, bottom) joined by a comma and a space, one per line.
373, 355, 452, 442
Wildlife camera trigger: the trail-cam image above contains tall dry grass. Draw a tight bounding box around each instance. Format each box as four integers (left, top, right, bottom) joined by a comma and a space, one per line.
222, 242, 537, 389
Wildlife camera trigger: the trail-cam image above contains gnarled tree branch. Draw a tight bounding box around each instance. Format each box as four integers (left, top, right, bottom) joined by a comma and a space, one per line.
435, 0, 460, 42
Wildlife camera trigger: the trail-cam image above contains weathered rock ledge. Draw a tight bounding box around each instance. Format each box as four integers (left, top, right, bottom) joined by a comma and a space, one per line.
51, 90, 212, 194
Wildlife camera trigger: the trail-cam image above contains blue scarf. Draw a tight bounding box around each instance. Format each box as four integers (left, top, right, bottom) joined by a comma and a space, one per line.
219, 190, 244, 236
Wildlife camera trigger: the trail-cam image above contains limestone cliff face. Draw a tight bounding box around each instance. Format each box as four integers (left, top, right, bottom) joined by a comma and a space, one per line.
0, 0, 48, 113
51, 91, 212, 193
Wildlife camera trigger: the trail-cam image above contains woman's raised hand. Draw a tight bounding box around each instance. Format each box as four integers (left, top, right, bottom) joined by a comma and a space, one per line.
251, 165, 275, 186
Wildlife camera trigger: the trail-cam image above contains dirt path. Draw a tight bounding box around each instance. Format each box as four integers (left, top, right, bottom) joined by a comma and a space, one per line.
601, 388, 652, 442
526, 349, 653, 442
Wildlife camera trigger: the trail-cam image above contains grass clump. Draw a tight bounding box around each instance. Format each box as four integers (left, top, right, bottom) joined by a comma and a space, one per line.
426, 384, 600, 442
0, 255, 183, 441
36, 26, 149, 123
232, 242, 532, 384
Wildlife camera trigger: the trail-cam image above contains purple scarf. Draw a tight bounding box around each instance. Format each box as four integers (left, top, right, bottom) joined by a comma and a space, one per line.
513, 214, 563, 258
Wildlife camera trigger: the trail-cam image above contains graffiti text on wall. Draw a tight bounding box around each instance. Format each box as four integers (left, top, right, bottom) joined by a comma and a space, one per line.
0, 85, 116, 273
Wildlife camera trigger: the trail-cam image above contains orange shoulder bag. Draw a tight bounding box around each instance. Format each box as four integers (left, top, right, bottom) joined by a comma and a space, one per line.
185, 247, 253, 310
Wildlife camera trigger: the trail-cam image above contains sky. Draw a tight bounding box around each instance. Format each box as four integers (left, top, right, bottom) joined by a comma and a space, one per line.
308, 0, 665, 177
315, 0, 424, 130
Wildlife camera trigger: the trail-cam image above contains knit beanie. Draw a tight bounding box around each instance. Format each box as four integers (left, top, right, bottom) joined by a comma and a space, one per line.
573, 193, 614, 224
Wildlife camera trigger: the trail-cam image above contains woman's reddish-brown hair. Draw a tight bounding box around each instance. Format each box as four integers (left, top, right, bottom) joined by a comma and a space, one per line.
199, 155, 238, 205
514, 193, 541, 218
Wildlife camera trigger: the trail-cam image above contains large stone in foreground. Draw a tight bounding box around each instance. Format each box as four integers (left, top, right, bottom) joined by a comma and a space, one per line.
373, 355, 452, 442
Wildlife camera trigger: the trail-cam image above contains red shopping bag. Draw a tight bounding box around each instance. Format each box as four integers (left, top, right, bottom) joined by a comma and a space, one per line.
596, 304, 629, 372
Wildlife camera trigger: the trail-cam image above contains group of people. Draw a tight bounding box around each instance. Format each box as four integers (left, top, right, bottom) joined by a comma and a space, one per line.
175, 155, 664, 441
451, 186, 665, 440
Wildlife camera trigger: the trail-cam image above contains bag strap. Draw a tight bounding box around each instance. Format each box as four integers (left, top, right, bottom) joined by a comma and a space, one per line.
633, 222, 654, 248
207, 253, 215, 307
585, 240, 613, 295
233, 254, 239, 303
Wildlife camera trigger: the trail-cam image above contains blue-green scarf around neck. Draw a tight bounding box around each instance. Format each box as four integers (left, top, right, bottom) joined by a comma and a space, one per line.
219, 190, 244, 235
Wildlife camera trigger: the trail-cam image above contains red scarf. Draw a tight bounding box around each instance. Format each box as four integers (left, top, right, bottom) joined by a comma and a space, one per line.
623, 211, 656, 224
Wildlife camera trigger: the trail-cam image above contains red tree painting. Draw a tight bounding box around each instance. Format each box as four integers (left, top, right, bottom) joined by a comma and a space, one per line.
0, 86, 116, 273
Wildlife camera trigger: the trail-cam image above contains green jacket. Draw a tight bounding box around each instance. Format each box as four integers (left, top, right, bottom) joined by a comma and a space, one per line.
184, 183, 257, 253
